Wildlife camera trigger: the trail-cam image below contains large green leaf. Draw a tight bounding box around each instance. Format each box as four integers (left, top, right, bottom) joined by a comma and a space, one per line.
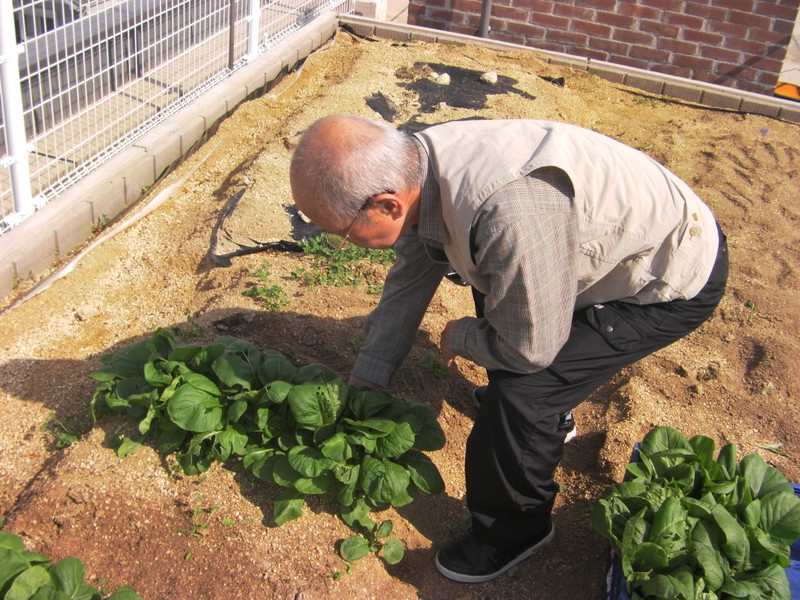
0, 531, 25, 553
272, 454, 301, 487
648, 496, 688, 555
187, 343, 226, 375
640, 426, 693, 458
333, 464, 360, 507
689, 519, 726, 591
689, 435, 716, 470
101, 338, 153, 379
182, 373, 221, 396
751, 527, 792, 567
225, 399, 248, 424
620, 508, 649, 556
637, 566, 695, 600
759, 489, 800, 545
716, 443, 738, 479
592, 500, 633, 552
339, 536, 371, 562
622, 541, 669, 576
166, 383, 223, 432
399, 450, 444, 495
375, 423, 416, 459
404, 404, 445, 451
143, 360, 174, 387
5, 565, 52, 600
319, 432, 354, 463
265, 381, 293, 404
710, 504, 748, 570
274, 489, 304, 525
293, 363, 340, 384
342, 418, 396, 438
212, 425, 249, 461
288, 446, 333, 478
340, 497, 374, 532
48, 557, 98, 600
293, 473, 332, 494
166, 344, 204, 365
741, 453, 794, 499
258, 351, 297, 385
155, 426, 186, 455
348, 389, 396, 419
115, 377, 151, 403
360, 457, 410, 506
733, 563, 791, 600
212, 342, 263, 390
0, 547, 30, 593
287, 381, 345, 429
244, 451, 280, 481
720, 571, 787, 600
381, 537, 405, 564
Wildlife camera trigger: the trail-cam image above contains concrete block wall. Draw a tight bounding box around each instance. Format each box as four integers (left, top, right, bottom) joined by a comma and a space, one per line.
407, 0, 800, 97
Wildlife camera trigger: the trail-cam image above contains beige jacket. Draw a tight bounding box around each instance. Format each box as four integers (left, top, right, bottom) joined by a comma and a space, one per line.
414, 119, 719, 309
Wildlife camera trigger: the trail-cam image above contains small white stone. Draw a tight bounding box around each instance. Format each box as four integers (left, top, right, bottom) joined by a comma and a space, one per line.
480, 71, 498, 84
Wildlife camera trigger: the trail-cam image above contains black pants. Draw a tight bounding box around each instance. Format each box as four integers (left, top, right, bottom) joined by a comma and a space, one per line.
466, 231, 729, 549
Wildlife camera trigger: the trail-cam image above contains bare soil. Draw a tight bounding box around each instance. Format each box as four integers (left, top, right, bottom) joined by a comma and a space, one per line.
1, 29, 799, 600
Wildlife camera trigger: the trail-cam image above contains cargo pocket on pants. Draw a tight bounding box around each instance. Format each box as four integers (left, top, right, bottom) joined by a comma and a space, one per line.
585, 303, 643, 352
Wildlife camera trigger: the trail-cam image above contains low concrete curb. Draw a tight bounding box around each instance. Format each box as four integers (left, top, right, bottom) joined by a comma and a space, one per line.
2, 14, 799, 304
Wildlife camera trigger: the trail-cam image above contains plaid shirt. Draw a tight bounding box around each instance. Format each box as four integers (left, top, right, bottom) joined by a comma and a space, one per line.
351, 142, 577, 388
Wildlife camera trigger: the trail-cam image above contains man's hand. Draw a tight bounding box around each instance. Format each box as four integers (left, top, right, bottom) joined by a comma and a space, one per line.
440, 320, 460, 375
348, 375, 380, 389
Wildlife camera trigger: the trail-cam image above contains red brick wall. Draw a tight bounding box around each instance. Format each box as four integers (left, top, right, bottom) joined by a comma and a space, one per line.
407, 0, 800, 96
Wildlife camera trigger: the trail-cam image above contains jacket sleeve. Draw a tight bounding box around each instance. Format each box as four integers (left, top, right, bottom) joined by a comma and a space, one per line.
449, 169, 579, 374
351, 230, 450, 387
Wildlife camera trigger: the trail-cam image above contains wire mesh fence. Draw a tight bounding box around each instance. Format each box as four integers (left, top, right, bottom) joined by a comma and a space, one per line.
0, 0, 352, 234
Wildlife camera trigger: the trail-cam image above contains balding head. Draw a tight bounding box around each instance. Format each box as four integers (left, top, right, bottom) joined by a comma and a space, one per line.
290, 115, 421, 227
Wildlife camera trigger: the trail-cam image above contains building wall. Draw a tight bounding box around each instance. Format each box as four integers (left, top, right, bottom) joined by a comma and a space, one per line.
407, 0, 800, 96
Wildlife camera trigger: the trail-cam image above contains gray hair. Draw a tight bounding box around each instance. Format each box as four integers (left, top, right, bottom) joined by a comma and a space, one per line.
292, 115, 422, 222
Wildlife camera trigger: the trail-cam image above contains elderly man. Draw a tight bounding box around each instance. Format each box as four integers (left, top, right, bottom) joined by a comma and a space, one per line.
289, 114, 728, 583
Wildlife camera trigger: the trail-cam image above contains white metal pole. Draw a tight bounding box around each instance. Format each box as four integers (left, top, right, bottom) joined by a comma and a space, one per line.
246, 0, 261, 59
0, 0, 34, 218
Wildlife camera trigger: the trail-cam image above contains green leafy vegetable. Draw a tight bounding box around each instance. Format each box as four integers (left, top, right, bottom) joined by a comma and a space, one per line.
593, 426, 800, 600
0, 526, 140, 600
89, 329, 447, 565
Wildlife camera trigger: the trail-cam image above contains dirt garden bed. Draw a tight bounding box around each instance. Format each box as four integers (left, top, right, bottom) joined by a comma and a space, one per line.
1, 29, 799, 600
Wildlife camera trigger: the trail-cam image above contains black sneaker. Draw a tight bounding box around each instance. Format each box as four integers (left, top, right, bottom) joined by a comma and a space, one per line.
471, 386, 577, 443
434, 524, 555, 583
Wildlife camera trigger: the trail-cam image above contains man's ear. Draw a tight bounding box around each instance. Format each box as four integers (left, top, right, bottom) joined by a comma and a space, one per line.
370, 193, 405, 221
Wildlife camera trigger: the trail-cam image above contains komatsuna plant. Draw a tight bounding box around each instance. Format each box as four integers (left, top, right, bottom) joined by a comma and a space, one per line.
0, 521, 141, 600
592, 426, 800, 600
89, 329, 446, 564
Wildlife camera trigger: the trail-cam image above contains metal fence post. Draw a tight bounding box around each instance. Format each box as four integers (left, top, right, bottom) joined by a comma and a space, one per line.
0, 0, 34, 220
228, 0, 237, 70
246, 0, 262, 59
